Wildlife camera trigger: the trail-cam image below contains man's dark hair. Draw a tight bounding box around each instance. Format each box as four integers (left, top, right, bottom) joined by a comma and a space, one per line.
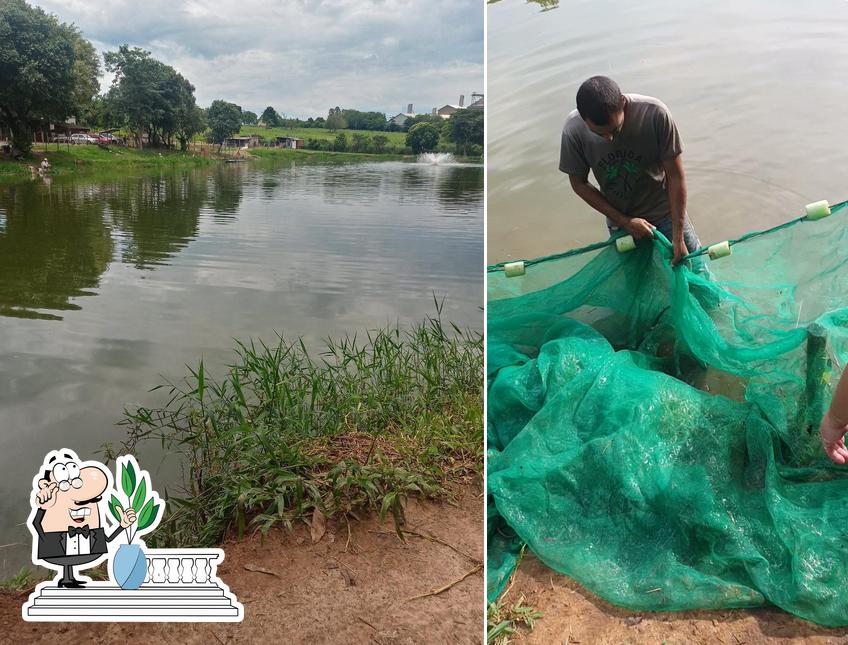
576, 76, 624, 126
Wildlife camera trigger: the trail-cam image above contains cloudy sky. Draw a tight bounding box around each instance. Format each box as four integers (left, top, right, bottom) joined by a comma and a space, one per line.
32, 0, 483, 118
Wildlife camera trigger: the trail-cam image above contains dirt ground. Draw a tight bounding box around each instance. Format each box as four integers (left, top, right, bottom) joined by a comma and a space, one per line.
503, 554, 848, 645
0, 482, 483, 644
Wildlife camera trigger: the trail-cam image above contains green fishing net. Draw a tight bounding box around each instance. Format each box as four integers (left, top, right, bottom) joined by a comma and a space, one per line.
487, 200, 848, 626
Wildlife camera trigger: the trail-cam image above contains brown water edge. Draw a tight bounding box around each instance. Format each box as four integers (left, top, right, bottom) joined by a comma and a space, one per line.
0, 482, 483, 644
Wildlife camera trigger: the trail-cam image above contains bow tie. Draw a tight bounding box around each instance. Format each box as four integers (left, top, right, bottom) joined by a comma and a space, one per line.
67, 525, 90, 538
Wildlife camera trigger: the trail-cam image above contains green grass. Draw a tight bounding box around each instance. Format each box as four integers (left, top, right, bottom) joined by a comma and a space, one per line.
0, 144, 214, 182
486, 545, 544, 644
487, 595, 544, 644
248, 147, 407, 162
239, 125, 407, 146
1, 563, 109, 593
0, 568, 46, 593
104, 305, 483, 548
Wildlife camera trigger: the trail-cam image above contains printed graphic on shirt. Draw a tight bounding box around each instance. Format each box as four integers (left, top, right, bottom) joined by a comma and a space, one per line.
598, 150, 644, 198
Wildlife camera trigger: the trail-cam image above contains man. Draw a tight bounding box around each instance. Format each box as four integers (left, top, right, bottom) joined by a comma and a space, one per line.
560, 76, 699, 264
29, 450, 136, 588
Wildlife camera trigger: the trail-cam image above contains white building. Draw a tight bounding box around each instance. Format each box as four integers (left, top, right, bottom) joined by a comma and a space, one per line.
389, 103, 417, 127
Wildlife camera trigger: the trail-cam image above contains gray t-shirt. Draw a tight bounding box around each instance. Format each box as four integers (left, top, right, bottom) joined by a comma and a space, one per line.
559, 94, 682, 223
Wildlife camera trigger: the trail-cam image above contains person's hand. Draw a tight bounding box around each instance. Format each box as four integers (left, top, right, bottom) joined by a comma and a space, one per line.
118, 506, 138, 529
820, 411, 848, 464
672, 238, 689, 265
624, 218, 655, 240
36, 481, 58, 509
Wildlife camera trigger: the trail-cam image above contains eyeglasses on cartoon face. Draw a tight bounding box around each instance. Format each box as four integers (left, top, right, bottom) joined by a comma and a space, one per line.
51, 462, 83, 491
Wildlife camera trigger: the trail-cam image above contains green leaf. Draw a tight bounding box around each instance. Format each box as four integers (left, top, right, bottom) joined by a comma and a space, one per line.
108, 495, 123, 524
140, 502, 160, 531
132, 477, 147, 514
378, 491, 397, 522
136, 498, 155, 530
121, 461, 136, 498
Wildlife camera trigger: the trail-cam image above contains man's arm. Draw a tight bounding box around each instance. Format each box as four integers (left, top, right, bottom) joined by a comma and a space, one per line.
568, 175, 654, 239
662, 156, 688, 264
821, 365, 848, 464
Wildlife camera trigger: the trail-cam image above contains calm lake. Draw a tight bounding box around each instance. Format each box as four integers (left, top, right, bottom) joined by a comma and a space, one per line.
487, 0, 848, 262
0, 156, 482, 577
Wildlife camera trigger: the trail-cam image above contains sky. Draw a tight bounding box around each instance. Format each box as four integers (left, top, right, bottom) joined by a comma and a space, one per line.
31, 0, 484, 119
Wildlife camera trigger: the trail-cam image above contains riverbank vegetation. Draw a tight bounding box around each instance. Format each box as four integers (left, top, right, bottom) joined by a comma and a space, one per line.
104, 308, 482, 549
0, 145, 213, 181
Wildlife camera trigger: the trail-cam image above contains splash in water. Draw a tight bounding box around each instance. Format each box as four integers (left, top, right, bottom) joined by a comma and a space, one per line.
417, 152, 456, 165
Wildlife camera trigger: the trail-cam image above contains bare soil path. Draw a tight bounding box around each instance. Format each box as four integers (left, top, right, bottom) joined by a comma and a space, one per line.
1, 483, 483, 644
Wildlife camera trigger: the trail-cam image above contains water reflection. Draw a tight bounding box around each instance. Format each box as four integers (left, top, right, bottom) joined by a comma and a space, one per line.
106, 174, 206, 269
0, 182, 112, 320
0, 157, 481, 577
205, 164, 246, 222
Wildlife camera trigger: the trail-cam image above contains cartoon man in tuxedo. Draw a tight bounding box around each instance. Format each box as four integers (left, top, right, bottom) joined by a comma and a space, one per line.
28, 449, 137, 588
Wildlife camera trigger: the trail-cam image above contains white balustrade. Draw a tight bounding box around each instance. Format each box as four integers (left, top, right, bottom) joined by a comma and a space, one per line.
141, 549, 221, 585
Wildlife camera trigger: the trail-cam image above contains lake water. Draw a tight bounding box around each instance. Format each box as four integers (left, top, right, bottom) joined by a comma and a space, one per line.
487, 0, 848, 262
0, 156, 482, 577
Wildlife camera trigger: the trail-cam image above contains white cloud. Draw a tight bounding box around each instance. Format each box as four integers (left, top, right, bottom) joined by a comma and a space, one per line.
31, 0, 483, 117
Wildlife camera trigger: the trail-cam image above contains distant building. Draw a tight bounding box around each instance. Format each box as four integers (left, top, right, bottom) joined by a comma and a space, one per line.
223, 135, 262, 148
389, 103, 417, 128
273, 136, 304, 149
437, 95, 468, 119
468, 95, 484, 110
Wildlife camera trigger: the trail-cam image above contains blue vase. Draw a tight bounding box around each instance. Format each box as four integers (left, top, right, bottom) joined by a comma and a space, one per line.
113, 543, 147, 589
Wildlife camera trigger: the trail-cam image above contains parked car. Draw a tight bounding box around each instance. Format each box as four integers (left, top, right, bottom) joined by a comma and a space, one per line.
70, 133, 98, 144
97, 133, 118, 144
50, 134, 70, 143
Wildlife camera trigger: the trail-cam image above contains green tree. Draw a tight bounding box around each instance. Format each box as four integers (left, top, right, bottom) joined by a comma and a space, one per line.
406, 122, 440, 154
332, 132, 348, 152
80, 95, 118, 131
259, 106, 280, 127
175, 104, 205, 152
403, 113, 442, 132
341, 109, 387, 131
351, 133, 370, 152
207, 100, 242, 150
372, 134, 389, 154
241, 110, 258, 126
447, 108, 484, 156
104, 45, 199, 149
69, 30, 101, 120
0, 0, 100, 154
326, 107, 347, 132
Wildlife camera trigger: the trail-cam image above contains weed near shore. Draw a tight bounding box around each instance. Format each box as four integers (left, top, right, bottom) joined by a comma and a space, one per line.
106, 308, 483, 548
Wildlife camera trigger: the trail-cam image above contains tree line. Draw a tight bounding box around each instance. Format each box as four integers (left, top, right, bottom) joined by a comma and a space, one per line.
0, 0, 482, 157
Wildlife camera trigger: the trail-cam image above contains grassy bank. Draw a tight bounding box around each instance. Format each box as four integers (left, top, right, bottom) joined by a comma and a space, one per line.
0, 144, 215, 182
0, 143, 414, 184
104, 309, 482, 549
248, 147, 407, 162
239, 125, 407, 146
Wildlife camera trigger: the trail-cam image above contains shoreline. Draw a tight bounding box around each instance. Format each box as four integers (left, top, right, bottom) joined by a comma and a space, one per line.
0, 145, 481, 184
1, 315, 483, 591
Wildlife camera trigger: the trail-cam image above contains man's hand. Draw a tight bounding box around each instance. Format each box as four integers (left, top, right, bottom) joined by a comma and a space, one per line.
36, 481, 58, 508
820, 411, 848, 464
624, 217, 655, 240
672, 238, 689, 265
118, 506, 138, 529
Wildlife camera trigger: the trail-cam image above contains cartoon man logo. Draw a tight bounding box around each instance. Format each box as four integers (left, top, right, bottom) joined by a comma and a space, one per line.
28, 449, 136, 588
